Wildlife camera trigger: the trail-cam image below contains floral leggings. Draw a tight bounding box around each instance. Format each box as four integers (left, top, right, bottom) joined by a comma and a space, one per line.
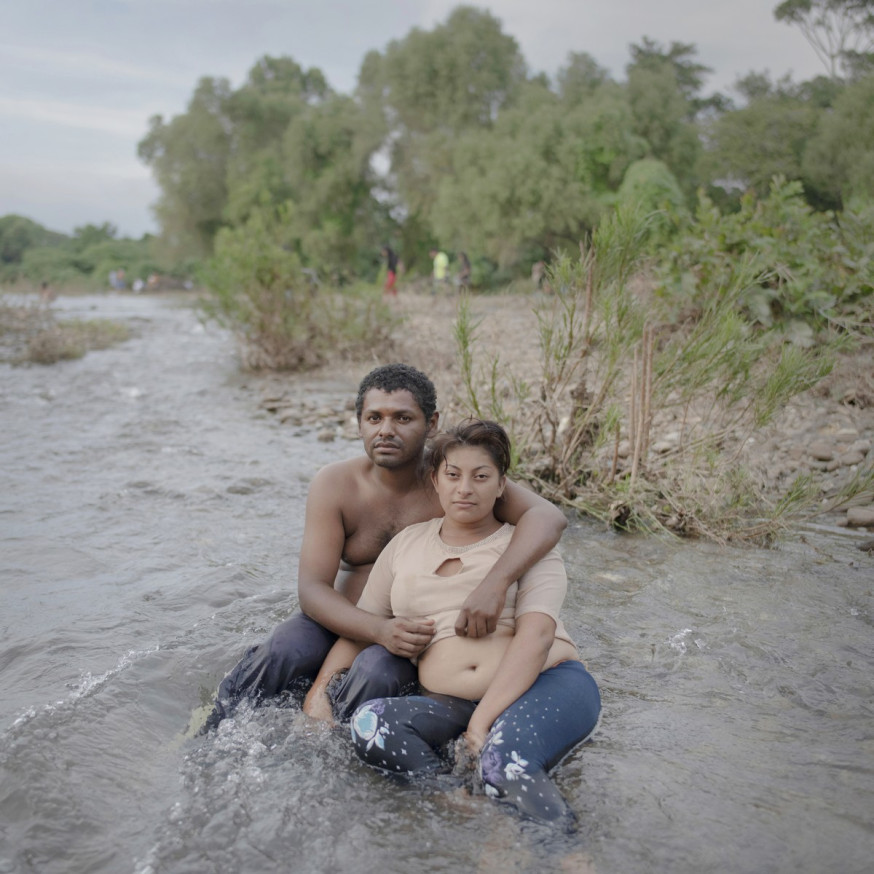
350, 659, 601, 825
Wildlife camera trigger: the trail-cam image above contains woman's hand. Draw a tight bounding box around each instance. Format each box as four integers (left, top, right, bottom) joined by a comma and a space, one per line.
462, 724, 488, 757
454, 577, 506, 638
452, 730, 484, 777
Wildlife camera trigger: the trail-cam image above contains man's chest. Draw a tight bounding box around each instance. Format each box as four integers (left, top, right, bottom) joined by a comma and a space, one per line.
343, 492, 441, 566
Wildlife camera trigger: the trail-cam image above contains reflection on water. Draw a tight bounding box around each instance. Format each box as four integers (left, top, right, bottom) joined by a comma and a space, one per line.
1, 294, 872, 874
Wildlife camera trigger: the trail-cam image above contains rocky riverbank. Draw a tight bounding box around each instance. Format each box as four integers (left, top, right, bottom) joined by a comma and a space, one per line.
256, 290, 874, 539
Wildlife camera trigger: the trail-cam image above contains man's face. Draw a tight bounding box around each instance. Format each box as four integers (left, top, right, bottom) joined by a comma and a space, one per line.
358, 388, 438, 469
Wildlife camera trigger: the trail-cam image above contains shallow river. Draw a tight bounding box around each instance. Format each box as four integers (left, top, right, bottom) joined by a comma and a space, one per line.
1, 293, 872, 874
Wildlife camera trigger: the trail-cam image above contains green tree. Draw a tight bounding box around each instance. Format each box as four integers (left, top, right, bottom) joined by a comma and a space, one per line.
361, 5, 528, 258
775, 0, 874, 79
615, 158, 687, 243
628, 38, 713, 103
556, 52, 610, 105
371, 5, 526, 135
279, 94, 387, 278
0, 215, 65, 272
138, 76, 233, 258
222, 55, 332, 226
803, 73, 874, 205
625, 39, 708, 191
430, 80, 645, 266
701, 80, 823, 202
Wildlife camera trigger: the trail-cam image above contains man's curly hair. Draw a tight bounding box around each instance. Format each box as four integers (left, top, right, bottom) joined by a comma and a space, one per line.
355, 363, 438, 421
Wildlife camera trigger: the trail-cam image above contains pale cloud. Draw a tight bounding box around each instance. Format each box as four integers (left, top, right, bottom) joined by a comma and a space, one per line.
0, 96, 157, 139
0, 162, 158, 236
0, 42, 194, 88
419, 0, 824, 91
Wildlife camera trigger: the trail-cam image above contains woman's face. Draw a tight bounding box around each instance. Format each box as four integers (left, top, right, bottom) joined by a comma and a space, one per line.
432, 445, 505, 525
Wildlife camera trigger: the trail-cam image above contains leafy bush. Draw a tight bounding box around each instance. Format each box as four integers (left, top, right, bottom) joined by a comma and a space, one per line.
452, 201, 851, 541
656, 177, 874, 333
615, 158, 688, 243
201, 204, 397, 370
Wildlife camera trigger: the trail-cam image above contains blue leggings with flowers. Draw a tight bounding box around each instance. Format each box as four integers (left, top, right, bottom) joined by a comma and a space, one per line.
350, 659, 600, 825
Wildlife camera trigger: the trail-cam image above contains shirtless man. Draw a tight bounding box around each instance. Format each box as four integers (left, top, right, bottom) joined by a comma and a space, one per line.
204, 363, 566, 729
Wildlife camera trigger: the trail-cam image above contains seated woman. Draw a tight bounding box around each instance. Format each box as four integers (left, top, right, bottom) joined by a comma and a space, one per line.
304, 419, 601, 826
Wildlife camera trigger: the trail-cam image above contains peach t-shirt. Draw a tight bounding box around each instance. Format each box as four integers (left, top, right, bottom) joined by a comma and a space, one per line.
357, 518, 577, 653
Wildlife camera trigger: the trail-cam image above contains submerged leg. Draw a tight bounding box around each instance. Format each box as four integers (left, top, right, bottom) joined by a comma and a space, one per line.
203, 612, 336, 731
350, 693, 475, 773
329, 644, 418, 723
478, 660, 601, 826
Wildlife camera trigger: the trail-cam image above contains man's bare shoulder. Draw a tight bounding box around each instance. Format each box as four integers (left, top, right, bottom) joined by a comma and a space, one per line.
308, 456, 369, 498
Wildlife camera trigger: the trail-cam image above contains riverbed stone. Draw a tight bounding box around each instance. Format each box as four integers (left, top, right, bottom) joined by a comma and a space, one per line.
846, 506, 874, 528
808, 441, 834, 461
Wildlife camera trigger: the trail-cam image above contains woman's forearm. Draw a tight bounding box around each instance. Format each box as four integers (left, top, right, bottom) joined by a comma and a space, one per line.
466, 614, 555, 742
492, 504, 565, 583
457, 499, 565, 637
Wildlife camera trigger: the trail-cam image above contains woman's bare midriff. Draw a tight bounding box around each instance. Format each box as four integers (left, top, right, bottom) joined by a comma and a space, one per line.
418, 627, 579, 701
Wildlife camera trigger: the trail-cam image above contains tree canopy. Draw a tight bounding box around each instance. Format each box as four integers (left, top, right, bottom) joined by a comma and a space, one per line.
125, 5, 874, 282
774, 0, 874, 79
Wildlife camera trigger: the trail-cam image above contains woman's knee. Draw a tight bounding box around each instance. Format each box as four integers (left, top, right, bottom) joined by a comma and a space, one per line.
331, 646, 417, 722
350, 699, 393, 765
351, 645, 417, 689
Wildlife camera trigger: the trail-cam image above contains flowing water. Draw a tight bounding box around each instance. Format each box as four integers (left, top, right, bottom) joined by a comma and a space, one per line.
1, 293, 872, 874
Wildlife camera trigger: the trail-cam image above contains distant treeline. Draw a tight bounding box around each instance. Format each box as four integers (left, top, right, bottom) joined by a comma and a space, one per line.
4, 2, 873, 293
0, 216, 195, 290
132, 3, 874, 286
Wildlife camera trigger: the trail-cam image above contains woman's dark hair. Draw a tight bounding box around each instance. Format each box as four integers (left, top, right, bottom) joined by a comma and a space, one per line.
355, 363, 437, 421
428, 419, 511, 477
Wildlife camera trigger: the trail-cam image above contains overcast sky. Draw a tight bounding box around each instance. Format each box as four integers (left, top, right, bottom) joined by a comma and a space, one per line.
1, 0, 825, 238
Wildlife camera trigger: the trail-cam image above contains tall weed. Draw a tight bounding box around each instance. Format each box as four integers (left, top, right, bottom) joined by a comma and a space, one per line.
453, 202, 849, 541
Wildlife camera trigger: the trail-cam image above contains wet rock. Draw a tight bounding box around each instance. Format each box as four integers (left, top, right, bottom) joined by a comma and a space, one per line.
260, 396, 287, 412
846, 507, 874, 528
651, 433, 679, 454
808, 441, 834, 461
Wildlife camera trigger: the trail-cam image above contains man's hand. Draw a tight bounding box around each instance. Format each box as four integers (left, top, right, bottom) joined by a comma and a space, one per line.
454, 577, 506, 638
375, 616, 436, 658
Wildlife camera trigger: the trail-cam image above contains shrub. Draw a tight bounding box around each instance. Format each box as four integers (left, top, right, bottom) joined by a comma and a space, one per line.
452, 201, 850, 541
201, 205, 397, 370
657, 177, 874, 333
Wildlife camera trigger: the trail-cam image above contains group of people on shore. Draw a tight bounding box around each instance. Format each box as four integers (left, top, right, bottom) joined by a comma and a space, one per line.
381, 247, 472, 297
202, 363, 601, 829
